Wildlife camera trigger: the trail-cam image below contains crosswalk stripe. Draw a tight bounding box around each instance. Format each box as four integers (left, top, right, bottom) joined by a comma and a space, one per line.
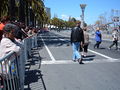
41, 59, 119, 65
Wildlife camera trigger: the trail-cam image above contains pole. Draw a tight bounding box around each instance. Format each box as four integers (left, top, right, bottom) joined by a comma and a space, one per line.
80, 4, 86, 29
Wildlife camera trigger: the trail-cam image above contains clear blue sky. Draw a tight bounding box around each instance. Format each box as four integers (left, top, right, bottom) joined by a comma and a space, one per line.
44, 0, 120, 25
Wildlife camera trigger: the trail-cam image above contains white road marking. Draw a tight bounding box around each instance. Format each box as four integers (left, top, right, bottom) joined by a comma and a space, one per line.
40, 34, 119, 64
41, 59, 119, 65
42, 60, 74, 64
88, 49, 117, 60
59, 39, 65, 41
40, 36, 56, 62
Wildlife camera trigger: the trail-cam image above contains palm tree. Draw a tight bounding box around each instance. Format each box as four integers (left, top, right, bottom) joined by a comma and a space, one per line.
24, 0, 48, 27
0, 0, 8, 18
0, 0, 48, 28
0, 0, 18, 20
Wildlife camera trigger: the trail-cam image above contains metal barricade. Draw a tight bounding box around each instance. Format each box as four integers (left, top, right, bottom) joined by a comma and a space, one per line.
0, 51, 20, 90
0, 34, 38, 90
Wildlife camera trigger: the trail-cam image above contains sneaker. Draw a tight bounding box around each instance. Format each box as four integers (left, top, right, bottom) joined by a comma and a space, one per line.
108, 47, 111, 50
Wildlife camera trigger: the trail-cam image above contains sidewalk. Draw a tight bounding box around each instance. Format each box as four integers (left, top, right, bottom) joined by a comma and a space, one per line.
24, 47, 46, 90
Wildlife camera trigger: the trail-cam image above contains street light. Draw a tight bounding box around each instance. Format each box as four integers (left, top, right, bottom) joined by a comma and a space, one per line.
80, 4, 87, 28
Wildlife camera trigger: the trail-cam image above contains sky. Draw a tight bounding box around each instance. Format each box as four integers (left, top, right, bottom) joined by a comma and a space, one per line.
44, 0, 120, 25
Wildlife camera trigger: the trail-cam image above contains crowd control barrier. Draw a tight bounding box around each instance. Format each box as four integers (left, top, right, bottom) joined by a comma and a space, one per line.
0, 34, 38, 90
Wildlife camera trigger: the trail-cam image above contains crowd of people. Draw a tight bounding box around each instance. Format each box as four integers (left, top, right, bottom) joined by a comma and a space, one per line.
0, 16, 39, 89
0, 16, 39, 58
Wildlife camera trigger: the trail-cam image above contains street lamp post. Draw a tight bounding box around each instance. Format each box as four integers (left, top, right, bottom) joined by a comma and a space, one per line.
80, 4, 87, 28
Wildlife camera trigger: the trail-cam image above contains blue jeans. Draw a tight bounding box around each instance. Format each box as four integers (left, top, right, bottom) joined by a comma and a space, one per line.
72, 42, 81, 61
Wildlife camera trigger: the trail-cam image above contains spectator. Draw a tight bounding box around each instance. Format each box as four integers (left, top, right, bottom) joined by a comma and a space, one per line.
13, 22, 28, 41
0, 23, 21, 58
0, 16, 10, 42
0, 23, 22, 89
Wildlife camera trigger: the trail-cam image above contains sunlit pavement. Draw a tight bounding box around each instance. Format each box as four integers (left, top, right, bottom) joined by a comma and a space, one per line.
24, 30, 120, 90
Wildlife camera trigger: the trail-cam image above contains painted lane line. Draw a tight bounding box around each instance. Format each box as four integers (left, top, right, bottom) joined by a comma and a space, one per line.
88, 49, 117, 60
40, 36, 56, 62
42, 60, 74, 64
41, 59, 119, 65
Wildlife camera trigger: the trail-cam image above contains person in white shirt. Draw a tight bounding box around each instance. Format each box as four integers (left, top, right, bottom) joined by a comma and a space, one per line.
109, 29, 119, 50
0, 23, 21, 58
0, 23, 22, 89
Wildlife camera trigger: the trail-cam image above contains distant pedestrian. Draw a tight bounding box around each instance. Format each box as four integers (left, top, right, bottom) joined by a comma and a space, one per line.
70, 21, 84, 64
94, 27, 102, 49
109, 29, 119, 50
80, 27, 89, 57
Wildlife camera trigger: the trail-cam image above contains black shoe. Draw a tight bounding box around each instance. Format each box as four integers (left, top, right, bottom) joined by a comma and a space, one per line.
73, 60, 76, 62
79, 61, 84, 64
81, 55, 84, 58
78, 58, 84, 64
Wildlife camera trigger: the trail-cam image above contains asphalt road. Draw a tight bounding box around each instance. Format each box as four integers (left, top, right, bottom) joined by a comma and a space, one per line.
37, 30, 120, 90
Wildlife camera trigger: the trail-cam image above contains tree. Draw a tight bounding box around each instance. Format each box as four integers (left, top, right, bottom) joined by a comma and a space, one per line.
0, 0, 8, 17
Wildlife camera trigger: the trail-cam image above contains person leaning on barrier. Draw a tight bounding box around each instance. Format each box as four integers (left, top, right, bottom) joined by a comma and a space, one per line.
0, 23, 21, 58
0, 23, 22, 89
13, 22, 28, 41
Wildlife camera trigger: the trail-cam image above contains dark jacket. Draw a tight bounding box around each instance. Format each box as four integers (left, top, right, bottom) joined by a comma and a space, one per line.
14, 27, 28, 40
70, 26, 84, 43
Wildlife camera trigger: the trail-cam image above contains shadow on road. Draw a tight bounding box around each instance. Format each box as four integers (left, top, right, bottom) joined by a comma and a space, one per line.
83, 55, 96, 61
37, 32, 70, 48
24, 47, 46, 90
24, 70, 46, 90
